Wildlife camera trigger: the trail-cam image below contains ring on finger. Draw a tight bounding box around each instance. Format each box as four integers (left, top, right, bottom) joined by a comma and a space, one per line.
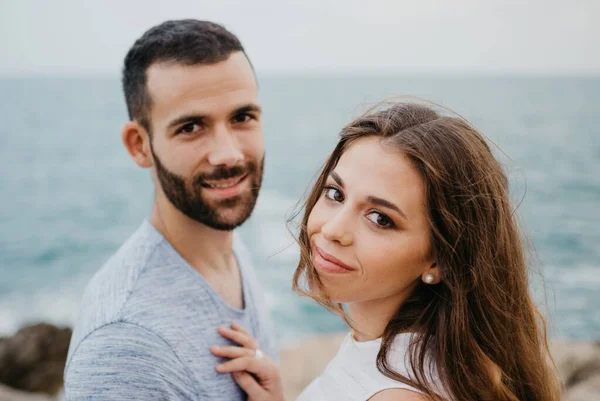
254, 348, 264, 359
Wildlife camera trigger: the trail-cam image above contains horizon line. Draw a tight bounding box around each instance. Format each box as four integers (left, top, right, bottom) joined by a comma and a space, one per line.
1, 70, 599, 79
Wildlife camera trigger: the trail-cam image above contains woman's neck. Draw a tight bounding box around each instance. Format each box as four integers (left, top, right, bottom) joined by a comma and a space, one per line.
346, 287, 416, 342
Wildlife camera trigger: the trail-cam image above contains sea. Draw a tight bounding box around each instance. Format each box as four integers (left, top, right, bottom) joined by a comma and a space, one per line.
1, 75, 598, 344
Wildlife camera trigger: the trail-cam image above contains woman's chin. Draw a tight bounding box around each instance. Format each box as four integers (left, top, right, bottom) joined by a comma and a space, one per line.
319, 284, 354, 304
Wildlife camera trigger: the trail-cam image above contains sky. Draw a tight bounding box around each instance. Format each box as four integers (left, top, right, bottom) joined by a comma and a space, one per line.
1, 0, 598, 76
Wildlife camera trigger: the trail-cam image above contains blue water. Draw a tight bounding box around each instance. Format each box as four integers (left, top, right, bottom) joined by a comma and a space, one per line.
0, 76, 598, 343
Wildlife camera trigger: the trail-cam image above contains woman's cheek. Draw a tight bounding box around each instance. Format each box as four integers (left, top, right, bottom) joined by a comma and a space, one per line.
307, 200, 326, 235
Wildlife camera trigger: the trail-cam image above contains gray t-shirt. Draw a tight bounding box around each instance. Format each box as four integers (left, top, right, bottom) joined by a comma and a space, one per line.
64, 220, 277, 400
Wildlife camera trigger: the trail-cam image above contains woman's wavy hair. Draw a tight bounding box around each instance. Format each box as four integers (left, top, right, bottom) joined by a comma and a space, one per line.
291, 102, 560, 401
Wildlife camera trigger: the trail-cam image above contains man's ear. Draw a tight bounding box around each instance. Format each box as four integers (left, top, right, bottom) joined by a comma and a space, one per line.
121, 121, 153, 168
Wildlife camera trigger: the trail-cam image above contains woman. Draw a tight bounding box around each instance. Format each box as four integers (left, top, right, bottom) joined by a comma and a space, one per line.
210, 102, 561, 401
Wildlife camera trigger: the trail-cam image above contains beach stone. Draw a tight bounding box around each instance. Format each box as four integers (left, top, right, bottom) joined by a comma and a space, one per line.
0, 383, 55, 401
0, 324, 71, 396
563, 376, 600, 401
550, 340, 600, 400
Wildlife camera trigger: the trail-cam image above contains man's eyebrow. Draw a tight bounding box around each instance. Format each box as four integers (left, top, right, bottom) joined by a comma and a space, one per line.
167, 114, 205, 129
167, 104, 262, 129
367, 196, 408, 220
231, 103, 262, 116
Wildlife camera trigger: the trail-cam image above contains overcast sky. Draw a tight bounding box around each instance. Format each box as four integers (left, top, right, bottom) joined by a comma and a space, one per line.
1, 0, 598, 76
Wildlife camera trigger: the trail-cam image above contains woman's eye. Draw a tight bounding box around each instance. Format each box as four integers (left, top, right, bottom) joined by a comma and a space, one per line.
324, 187, 344, 202
367, 212, 394, 228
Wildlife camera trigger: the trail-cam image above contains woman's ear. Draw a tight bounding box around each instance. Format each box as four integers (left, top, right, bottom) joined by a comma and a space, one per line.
121, 121, 153, 168
421, 262, 441, 285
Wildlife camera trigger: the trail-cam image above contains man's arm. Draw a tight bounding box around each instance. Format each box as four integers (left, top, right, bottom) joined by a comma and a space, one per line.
64, 322, 196, 400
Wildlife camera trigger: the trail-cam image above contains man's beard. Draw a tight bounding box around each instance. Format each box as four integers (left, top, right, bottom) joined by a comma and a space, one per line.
151, 147, 264, 231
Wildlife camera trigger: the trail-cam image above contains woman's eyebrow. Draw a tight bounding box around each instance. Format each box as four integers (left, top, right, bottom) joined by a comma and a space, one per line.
366, 196, 408, 220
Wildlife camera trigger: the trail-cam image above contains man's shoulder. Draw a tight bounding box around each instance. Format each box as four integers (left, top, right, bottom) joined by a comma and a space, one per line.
64, 321, 197, 400
67, 321, 172, 362
67, 222, 167, 362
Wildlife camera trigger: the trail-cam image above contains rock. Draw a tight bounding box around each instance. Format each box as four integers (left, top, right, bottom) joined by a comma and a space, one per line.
550, 340, 600, 400
563, 378, 600, 401
0, 384, 55, 401
0, 324, 71, 396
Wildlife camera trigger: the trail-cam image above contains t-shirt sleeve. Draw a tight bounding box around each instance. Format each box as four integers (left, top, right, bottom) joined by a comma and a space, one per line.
64, 322, 196, 401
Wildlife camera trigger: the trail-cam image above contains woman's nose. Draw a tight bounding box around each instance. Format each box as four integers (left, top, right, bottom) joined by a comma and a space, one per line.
320, 209, 354, 246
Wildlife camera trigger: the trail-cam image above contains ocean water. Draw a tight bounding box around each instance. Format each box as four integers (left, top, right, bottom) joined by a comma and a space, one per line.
0, 76, 598, 344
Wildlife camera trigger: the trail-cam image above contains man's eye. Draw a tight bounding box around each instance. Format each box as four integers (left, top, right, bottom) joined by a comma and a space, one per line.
233, 113, 253, 124
179, 123, 201, 134
324, 187, 344, 202
366, 212, 394, 228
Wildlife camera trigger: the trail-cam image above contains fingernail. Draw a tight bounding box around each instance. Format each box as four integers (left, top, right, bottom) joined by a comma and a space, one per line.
215, 365, 223, 372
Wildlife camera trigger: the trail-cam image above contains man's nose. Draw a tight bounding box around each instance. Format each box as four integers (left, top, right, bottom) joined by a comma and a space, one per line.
207, 125, 244, 167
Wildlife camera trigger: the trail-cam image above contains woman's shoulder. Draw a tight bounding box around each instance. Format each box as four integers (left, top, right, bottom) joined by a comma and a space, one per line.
343, 332, 424, 395
297, 331, 436, 401
355, 332, 443, 399
368, 388, 431, 401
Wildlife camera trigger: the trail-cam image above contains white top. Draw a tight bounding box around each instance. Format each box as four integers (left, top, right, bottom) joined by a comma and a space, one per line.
297, 332, 434, 401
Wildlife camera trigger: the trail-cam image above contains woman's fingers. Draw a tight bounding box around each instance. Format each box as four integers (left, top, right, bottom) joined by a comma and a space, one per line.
231, 371, 267, 400
215, 356, 259, 373
231, 322, 251, 336
218, 325, 258, 349
214, 354, 284, 400
216, 355, 279, 383
215, 356, 258, 373
210, 345, 254, 359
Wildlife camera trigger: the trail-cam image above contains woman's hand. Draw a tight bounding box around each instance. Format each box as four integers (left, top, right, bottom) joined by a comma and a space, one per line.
211, 323, 285, 401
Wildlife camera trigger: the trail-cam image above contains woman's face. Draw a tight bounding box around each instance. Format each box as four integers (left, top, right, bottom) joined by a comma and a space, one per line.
307, 136, 437, 305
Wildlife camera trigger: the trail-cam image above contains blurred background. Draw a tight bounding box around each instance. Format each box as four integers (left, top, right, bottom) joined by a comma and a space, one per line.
0, 0, 599, 398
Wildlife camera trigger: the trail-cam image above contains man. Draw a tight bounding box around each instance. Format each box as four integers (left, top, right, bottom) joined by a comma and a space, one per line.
64, 19, 276, 400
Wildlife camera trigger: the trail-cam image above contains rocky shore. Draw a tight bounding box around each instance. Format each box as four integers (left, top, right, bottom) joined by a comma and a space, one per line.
0, 324, 598, 400
0, 324, 70, 401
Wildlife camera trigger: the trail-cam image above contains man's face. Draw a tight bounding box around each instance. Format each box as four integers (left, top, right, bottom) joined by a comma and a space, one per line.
145, 52, 265, 230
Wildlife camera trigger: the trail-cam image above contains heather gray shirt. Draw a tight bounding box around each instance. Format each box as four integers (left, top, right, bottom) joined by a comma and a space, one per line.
64, 220, 277, 400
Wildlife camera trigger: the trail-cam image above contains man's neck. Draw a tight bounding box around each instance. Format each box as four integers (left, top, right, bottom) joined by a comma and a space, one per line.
149, 200, 235, 273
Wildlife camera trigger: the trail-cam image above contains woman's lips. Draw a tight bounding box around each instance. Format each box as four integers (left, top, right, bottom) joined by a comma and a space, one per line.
313, 246, 355, 274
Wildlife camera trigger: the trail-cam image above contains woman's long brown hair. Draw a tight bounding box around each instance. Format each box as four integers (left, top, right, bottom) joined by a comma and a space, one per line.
291, 102, 561, 401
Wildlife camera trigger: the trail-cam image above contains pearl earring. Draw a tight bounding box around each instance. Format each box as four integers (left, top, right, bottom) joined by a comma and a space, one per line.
423, 273, 435, 284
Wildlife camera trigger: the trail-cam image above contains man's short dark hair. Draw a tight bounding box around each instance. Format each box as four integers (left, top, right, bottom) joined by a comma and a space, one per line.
122, 19, 246, 132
